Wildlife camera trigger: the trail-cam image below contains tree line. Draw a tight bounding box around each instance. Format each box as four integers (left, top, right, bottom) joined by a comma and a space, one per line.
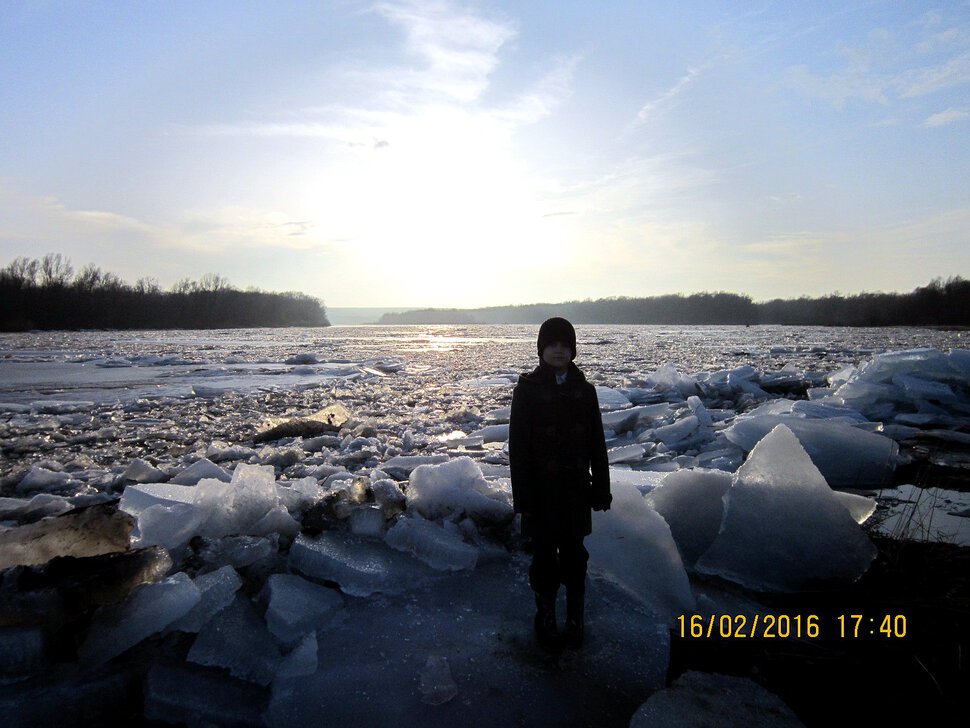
0, 254, 330, 330
378, 277, 970, 327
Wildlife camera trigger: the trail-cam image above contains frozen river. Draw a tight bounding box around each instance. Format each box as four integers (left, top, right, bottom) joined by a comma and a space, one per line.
2, 324, 966, 405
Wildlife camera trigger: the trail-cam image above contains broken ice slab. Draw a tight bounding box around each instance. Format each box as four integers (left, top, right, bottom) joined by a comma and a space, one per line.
724, 416, 898, 488
467, 423, 509, 442
349, 505, 386, 537
187, 595, 282, 685
646, 363, 700, 397
587, 481, 695, 618
858, 347, 964, 385
122, 464, 300, 552
289, 531, 441, 597
121, 458, 166, 483
406, 457, 513, 523
594, 386, 633, 410
129, 502, 208, 552
607, 468, 666, 494
483, 406, 511, 423
264, 573, 344, 647
385, 516, 479, 571
607, 443, 646, 464
15, 467, 74, 494
118, 481, 197, 518
651, 415, 701, 446
645, 469, 732, 568
686, 396, 713, 426
0, 493, 73, 522
205, 441, 258, 463
702, 365, 769, 399
695, 425, 877, 592
892, 372, 958, 402
254, 402, 352, 443
80, 572, 201, 666
277, 631, 318, 678
371, 478, 407, 517
144, 662, 266, 727
194, 534, 278, 570
168, 457, 231, 485
275, 476, 322, 514
167, 565, 243, 633
833, 491, 877, 524
601, 403, 672, 434
0, 503, 134, 570
381, 454, 450, 480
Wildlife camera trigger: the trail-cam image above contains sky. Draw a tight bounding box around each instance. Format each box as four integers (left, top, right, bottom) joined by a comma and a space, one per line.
1, 0, 969, 309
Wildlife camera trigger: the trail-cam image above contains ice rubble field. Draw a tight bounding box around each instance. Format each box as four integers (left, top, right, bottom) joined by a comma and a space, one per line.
1, 325, 970, 726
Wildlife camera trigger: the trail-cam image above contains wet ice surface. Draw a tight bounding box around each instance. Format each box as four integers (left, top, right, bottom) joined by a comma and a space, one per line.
1, 325, 970, 726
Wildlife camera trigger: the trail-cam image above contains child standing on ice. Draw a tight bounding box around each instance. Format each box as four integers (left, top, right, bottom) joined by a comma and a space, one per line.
509, 317, 612, 650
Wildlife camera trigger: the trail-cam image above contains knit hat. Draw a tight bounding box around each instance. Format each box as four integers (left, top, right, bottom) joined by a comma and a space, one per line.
537, 317, 576, 360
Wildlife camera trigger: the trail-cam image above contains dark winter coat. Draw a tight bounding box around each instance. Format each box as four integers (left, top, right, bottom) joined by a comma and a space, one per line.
508, 361, 611, 541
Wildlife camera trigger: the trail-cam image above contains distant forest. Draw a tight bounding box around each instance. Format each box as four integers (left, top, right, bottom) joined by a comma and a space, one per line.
378, 277, 970, 328
0, 254, 329, 330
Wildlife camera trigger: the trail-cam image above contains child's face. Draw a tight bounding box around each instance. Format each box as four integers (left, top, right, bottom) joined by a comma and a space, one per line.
541, 340, 572, 371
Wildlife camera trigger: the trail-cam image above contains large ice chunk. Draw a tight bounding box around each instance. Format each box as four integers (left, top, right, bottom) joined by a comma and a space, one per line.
80, 572, 201, 665
827, 347, 970, 420
695, 425, 877, 592
168, 565, 243, 633
723, 416, 897, 488
587, 481, 695, 617
601, 403, 671, 433
645, 469, 732, 568
169, 458, 231, 485
277, 632, 318, 679
647, 363, 700, 397
385, 516, 479, 571
187, 595, 282, 685
289, 531, 440, 596
406, 457, 512, 523
122, 464, 299, 552
594, 386, 632, 410
264, 574, 344, 647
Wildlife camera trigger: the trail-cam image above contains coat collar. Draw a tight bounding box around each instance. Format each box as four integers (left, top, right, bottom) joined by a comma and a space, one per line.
520, 361, 586, 386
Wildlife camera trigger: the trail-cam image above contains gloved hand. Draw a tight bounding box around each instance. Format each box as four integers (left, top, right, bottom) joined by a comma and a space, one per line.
590, 492, 612, 512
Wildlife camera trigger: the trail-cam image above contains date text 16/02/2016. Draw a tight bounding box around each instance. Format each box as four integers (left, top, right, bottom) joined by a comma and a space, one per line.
675, 614, 908, 639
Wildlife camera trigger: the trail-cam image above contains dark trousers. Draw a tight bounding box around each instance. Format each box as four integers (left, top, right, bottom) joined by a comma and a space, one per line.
529, 536, 588, 599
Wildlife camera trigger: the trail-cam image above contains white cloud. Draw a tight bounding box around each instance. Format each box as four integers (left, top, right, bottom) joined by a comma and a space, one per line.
922, 107, 970, 127
788, 14, 970, 107
898, 50, 970, 97
373, 0, 516, 103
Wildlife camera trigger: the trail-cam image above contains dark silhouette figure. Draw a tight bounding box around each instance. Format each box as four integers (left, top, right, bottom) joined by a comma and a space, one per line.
509, 317, 612, 650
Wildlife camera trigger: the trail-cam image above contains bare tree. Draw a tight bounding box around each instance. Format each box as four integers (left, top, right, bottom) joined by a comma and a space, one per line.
40, 253, 74, 287
73, 263, 105, 291
1, 257, 39, 287
198, 273, 233, 292
135, 276, 161, 294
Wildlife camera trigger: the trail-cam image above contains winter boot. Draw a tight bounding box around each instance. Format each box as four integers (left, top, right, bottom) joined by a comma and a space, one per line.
563, 590, 584, 650
533, 593, 560, 652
